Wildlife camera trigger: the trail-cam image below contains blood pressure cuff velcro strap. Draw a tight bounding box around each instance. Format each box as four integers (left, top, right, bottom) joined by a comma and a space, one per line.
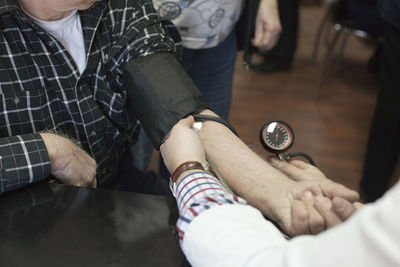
123, 53, 210, 149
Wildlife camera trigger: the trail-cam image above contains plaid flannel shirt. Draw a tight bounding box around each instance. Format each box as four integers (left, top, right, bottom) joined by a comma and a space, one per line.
0, 0, 176, 194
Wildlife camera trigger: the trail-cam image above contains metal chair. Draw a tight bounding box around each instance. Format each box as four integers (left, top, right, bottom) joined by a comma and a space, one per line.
312, 0, 381, 98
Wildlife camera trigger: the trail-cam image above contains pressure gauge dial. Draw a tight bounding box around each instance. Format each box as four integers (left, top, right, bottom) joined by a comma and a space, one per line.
259, 120, 295, 154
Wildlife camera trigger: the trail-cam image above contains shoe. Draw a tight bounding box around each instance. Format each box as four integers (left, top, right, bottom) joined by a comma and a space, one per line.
251, 60, 292, 73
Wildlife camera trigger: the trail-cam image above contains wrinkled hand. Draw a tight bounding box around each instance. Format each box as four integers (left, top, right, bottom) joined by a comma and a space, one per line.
261, 176, 359, 236
40, 133, 97, 187
160, 116, 206, 174
314, 196, 362, 228
269, 157, 328, 181
268, 158, 361, 234
252, 0, 282, 50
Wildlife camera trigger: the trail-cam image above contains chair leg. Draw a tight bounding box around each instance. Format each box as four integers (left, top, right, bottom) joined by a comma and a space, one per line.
334, 31, 350, 72
311, 3, 336, 64
314, 26, 343, 98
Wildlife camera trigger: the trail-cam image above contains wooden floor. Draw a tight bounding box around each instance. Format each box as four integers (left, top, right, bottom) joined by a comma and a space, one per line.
230, 3, 399, 193
150, 3, 400, 194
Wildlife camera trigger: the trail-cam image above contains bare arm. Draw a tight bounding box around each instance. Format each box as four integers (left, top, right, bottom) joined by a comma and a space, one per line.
40, 133, 97, 188
271, 158, 363, 227
0, 133, 96, 194
197, 110, 359, 236
252, 0, 282, 50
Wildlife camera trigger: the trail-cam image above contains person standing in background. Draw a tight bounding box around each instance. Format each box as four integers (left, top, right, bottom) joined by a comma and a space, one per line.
145, 0, 283, 178
251, 0, 299, 73
360, 0, 400, 202
153, 0, 282, 120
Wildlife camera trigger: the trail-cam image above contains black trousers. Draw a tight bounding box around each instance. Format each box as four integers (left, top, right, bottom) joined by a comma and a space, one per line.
360, 21, 400, 202
260, 0, 299, 63
345, 0, 383, 38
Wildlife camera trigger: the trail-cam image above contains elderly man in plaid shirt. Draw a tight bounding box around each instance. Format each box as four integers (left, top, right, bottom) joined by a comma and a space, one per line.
0, 0, 359, 237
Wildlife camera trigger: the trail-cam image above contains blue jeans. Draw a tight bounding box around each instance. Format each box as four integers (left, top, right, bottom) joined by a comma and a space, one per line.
157, 30, 238, 180
132, 30, 237, 182
180, 30, 237, 120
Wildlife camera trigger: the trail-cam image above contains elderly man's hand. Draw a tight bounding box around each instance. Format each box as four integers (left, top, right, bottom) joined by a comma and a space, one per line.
252, 0, 282, 50
313, 196, 362, 228
268, 158, 361, 233
40, 133, 97, 188
259, 175, 359, 236
269, 158, 330, 181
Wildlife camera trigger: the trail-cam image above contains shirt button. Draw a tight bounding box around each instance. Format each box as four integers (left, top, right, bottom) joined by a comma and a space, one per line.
48, 41, 54, 47
79, 86, 83, 91
90, 131, 96, 137
104, 54, 108, 61
13, 96, 19, 104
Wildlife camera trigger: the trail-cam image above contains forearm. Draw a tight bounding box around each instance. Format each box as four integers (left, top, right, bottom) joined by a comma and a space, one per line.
262, 0, 278, 8
0, 134, 51, 194
197, 110, 292, 218
40, 133, 97, 187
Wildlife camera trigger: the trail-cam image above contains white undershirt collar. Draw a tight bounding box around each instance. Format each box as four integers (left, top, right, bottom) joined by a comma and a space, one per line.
28, 9, 87, 74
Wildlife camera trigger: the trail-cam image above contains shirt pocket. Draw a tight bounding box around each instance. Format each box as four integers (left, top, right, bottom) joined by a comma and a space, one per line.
0, 87, 62, 137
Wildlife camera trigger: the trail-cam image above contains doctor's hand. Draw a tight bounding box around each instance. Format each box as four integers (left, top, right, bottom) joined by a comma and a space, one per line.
252, 0, 282, 50
261, 175, 359, 236
269, 158, 362, 228
160, 116, 206, 174
313, 196, 363, 228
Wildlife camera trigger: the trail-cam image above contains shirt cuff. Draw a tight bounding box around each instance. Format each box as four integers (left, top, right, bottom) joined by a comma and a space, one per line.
175, 171, 247, 242
0, 133, 51, 194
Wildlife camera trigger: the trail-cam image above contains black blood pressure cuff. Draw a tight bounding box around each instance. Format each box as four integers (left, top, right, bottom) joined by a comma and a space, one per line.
123, 53, 210, 149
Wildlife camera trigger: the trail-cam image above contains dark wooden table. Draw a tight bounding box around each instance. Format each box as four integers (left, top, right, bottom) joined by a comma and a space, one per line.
0, 183, 182, 267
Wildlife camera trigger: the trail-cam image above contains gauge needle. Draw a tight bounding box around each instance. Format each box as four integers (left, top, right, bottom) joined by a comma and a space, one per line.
275, 129, 278, 142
